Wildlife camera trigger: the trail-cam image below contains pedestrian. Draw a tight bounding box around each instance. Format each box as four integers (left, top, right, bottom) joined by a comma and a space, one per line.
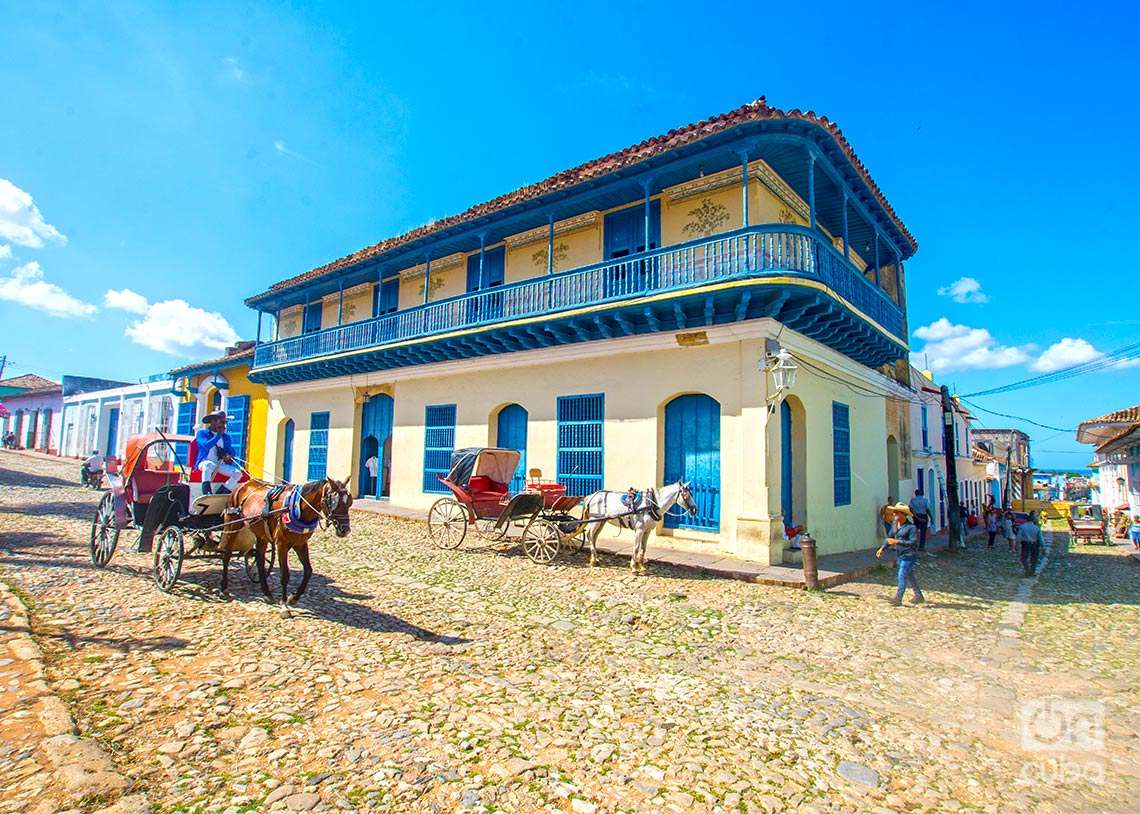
1001, 509, 1015, 553
1130, 513, 1140, 551
364, 453, 379, 496
880, 497, 895, 537
1016, 510, 1045, 577
984, 507, 999, 548
908, 489, 932, 550
878, 503, 924, 605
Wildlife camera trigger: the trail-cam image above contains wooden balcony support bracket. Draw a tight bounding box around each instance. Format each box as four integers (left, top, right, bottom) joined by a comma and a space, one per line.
672, 302, 688, 330
643, 306, 661, 333
593, 314, 613, 339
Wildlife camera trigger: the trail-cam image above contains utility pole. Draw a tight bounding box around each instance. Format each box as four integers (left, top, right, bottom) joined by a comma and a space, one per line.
1003, 443, 1013, 508
940, 385, 961, 552
0, 355, 7, 380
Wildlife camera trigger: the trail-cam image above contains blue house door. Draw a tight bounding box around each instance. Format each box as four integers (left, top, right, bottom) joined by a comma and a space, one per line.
105, 407, 120, 456
358, 394, 394, 498
496, 404, 528, 492
281, 419, 295, 482
603, 201, 660, 297
663, 394, 720, 531
780, 400, 793, 523
465, 246, 505, 323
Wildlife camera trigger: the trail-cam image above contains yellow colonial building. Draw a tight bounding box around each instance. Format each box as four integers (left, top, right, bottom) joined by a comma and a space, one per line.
244, 97, 919, 563
169, 342, 271, 480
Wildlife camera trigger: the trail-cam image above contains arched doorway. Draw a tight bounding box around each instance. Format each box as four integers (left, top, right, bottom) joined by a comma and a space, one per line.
495, 404, 528, 492
359, 394, 393, 499
886, 435, 900, 502
780, 396, 808, 527
281, 419, 295, 482
663, 393, 720, 531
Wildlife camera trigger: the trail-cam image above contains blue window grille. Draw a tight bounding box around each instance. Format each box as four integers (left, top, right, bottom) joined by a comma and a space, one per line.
832, 402, 851, 506
557, 393, 604, 497
423, 404, 456, 493
226, 395, 250, 464
307, 411, 329, 480
174, 400, 197, 468
920, 405, 929, 448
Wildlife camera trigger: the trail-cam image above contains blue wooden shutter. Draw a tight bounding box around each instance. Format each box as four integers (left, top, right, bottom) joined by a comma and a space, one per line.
423, 404, 456, 492
174, 400, 196, 468
307, 411, 329, 480
557, 394, 604, 497
226, 395, 250, 464
916, 466, 925, 496
281, 419, 295, 482
373, 279, 398, 317
496, 404, 528, 493
303, 302, 322, 334
920, 406, 928, 448
832, 402, 851, 506
664, 394, 720, 531
780, 399, 793, 522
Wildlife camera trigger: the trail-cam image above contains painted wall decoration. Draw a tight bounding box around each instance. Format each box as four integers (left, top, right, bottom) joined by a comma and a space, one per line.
280, 315, 300, 336
778, 206, 797, 225
531, 242, 569, 272
417, 275, 446, 298
681, 198, 731, 239
343, 300, 358, 321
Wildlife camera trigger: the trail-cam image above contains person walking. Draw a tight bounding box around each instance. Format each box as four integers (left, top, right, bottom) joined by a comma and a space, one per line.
880, 497, 895, 537
877, 503, 924, 606
1016, 510, 1045, 577
1001, 509, 1015, 553
908, 490, 932, 550
1130, 513, 1140, 551
984, 508, 1000, 548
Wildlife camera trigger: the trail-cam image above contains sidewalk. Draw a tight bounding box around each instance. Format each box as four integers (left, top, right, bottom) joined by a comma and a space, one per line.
353, 499, 986, 589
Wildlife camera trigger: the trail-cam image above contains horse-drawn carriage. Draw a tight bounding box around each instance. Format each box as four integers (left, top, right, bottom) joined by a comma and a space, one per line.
88, 431, 272, 591
1067, 503, 1109, 545
426, 448, 585, 564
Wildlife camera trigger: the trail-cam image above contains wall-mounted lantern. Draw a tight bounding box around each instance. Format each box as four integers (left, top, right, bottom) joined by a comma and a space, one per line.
761, 345, 799, 414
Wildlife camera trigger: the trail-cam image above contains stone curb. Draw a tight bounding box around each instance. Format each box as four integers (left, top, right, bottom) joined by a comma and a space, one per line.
0, 580, 150, 814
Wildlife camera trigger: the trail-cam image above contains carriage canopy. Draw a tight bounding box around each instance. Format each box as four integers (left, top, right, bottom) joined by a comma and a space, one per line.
121, 432, 192, 483
445, 447, 520, 490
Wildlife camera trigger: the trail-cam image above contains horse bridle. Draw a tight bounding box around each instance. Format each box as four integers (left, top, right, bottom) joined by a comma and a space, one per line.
321, 480, 352, 536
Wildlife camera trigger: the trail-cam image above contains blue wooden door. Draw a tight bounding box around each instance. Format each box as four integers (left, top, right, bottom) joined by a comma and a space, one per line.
281, 419, 295, 482
226, 395, 250, 465
106, 408, 120, 456
465, 246, 505, 323
663, 394, 720, 531
359, 394, 394, 498
496, 404, 528, 492
557, 394, 604, 497
780, 400, 793, 523
603, 201, 660, 297
174, 400, 197, 468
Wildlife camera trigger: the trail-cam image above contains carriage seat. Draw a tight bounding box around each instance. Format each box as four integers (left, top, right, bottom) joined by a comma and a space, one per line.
468, 475, 509, 503
191, 493, 232, 516
186, 439, 250, 485
132, 469, 180, 502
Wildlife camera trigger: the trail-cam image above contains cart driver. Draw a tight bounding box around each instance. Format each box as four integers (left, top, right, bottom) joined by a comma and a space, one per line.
195, 410, 240, 494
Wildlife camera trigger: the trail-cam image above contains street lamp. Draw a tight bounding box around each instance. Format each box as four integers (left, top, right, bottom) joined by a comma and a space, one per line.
761, 346, 798, 413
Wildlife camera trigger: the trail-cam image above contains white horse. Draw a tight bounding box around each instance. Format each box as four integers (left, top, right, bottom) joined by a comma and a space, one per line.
581, 481, 698, 573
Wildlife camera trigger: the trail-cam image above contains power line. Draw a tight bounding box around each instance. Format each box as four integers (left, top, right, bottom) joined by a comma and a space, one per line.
961, 339, 1140, 398
958, 397, 1074, 433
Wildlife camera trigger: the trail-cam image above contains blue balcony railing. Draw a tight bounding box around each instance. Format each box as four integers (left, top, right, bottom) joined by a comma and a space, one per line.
253, 224, 904, 369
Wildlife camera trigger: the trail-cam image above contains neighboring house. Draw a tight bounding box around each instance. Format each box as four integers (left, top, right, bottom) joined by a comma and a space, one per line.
1077, 404, 1139, 514
169, 342, 270, 479
972, 429, 1033, 506
59, 376, 174, 459
242, 97, 919, 563
906, 366, 984, 530
0, 374, 63, 453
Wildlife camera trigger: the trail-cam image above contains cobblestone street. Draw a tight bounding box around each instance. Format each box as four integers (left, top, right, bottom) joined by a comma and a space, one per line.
1, 450, 1137, 814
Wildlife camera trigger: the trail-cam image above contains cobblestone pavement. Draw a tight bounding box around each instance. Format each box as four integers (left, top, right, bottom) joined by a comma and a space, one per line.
1, 450, 1137, 814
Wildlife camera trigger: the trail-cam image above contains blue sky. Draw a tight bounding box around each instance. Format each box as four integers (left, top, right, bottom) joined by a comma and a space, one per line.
1, 0, 1136, 468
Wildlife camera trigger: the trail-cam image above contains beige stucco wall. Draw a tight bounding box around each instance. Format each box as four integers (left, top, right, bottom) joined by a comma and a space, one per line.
505, 223, 602, 284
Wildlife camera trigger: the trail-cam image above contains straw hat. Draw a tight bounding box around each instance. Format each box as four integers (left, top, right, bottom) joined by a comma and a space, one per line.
889, 502, 913, 517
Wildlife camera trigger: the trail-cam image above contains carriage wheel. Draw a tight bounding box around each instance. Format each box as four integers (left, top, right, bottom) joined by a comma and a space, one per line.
244, 545, 276, 582
154, 527, 184, 593
428, 498, 468, 550
523, 519, 560, 564
89, 493, 121, 568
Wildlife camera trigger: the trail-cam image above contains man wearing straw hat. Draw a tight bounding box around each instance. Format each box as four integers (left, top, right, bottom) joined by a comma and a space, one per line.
194, 410, 240, 495
877, 502, 925, 606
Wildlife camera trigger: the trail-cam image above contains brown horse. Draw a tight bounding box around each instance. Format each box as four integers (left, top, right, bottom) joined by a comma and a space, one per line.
222, 477, 353, 614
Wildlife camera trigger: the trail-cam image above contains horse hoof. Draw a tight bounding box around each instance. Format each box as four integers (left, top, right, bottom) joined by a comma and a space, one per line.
279, 607, 292, 619
287, 595, 300, 606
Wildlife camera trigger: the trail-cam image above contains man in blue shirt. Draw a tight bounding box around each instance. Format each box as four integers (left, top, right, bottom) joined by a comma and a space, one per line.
877, 503, 925, 606
195, 410, 240, 494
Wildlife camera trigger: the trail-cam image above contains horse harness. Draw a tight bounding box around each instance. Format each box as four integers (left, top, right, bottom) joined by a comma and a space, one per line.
619, 487, 661, 529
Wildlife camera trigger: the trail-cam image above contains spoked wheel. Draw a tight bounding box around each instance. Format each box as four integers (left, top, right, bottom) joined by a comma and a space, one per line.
523, 519, 561, 564
154, 527, 184, 593
89, 493, 121, 568
428, 498, 468, 550
243, 545, 276, 582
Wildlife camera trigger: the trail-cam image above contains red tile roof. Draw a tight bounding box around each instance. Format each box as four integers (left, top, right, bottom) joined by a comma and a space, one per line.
168, 343, 255, 376
248, 97, 917, 305
1095, 423, 1140, 454
0, 373, 60, 393
1083, 404, 1140, 426
1076, 403, 1140, 445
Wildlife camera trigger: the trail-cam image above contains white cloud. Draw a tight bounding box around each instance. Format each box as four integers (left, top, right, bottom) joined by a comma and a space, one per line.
0, 178, 66, 249
223, 56, 246, 82
1031, 337, 1103, 373
936, 276, 989, 304
103, 287, 150, 314
0, 244, 11, 259
0, 261, 96, 318
124, 298, 239, 357
912, 317, 1032, 372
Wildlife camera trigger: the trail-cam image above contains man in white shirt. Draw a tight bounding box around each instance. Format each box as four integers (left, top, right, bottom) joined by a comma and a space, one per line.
364, 454, 379, 497
81, 450, 104, 487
